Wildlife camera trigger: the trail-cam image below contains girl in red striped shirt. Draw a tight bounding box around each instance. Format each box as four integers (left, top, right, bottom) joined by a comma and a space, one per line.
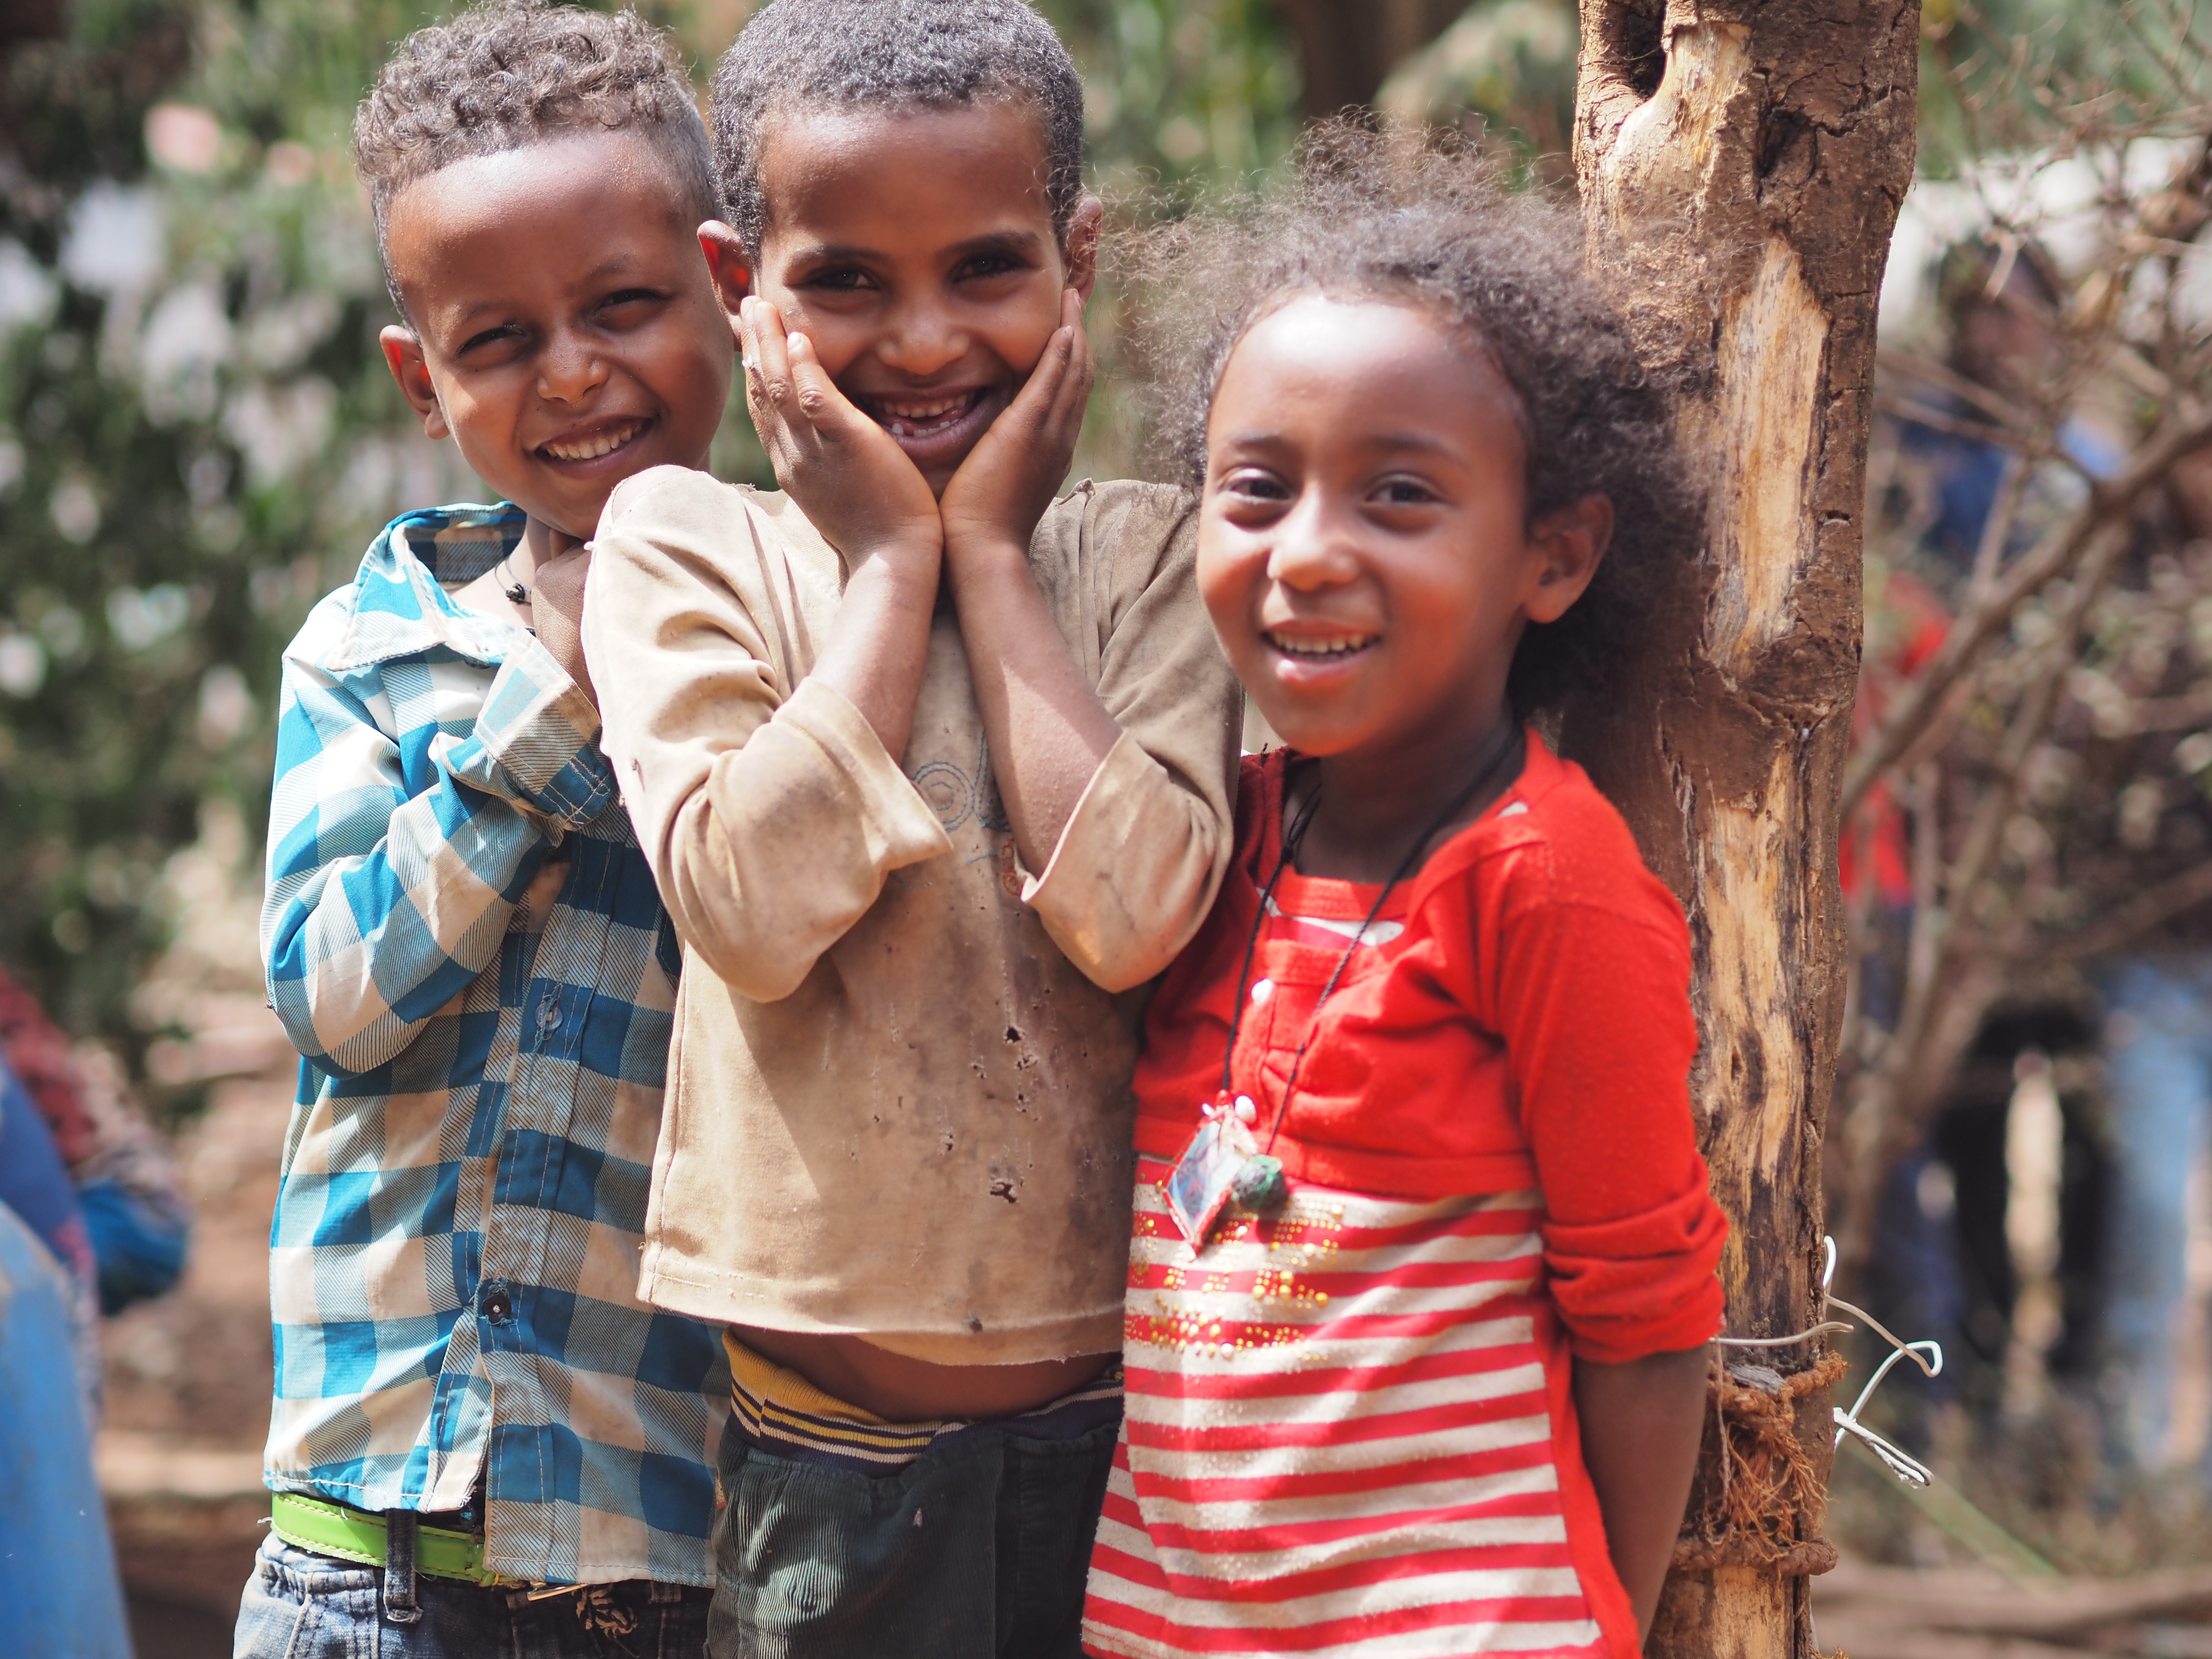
1083, 134, 1729, 1659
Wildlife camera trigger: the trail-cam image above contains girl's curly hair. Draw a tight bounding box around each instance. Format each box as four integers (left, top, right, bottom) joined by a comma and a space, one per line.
1118, 124, 1697, 717
354, 1, 716, 321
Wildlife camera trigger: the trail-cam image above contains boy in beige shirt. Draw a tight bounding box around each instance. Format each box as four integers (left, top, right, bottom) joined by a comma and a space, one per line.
578, 1, 1239, 1652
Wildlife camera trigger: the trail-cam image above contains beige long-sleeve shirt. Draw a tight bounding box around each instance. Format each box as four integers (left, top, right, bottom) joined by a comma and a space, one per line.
584, 467, 1241, 1365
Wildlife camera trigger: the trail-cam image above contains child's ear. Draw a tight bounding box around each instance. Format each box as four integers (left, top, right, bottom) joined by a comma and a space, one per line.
698, 222, 752, 330
379, 326, 449, 441
1064, 196, 1104, 305
1523, 494, 1613, 625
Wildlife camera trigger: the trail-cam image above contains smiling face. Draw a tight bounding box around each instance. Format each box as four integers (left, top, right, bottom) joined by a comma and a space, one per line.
747, 100, 1096, 496
380, 129, 733, 542
1199, 293, 1609, 767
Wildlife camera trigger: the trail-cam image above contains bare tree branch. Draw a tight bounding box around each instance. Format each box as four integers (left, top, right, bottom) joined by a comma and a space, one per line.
1842, 407, 2212, 819
2054, 857, 2212, 959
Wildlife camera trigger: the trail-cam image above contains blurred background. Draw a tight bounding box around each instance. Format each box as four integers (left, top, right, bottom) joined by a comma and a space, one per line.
11, 0, 2212, 1654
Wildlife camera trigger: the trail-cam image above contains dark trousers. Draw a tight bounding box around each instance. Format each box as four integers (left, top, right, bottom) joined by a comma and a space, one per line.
707, 1409, 1119, 1658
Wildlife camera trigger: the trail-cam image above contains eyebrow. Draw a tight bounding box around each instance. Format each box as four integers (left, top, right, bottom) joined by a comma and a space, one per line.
946, 229, 1046, 262
443, 254, 649, 326
781, 228, 1047, 267
1221, 430, 1459, 459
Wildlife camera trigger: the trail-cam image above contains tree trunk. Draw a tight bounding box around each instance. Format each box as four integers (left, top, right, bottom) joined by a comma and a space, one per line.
1563, 4, 1919, 1657
1267, 0, 1467, 118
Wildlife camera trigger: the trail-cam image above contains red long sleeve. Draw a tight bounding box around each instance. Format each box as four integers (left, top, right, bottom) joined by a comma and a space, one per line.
1131, 738, 1727, 1363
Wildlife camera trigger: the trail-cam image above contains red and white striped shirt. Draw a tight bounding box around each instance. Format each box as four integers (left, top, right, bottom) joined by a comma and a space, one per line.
1083, 744, 1726, 1659
1087, 1174, 1609, 1659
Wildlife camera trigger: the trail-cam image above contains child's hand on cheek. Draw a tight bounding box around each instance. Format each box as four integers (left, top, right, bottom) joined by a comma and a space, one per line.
742, 297, 944, 568
939, 289, 1092, 568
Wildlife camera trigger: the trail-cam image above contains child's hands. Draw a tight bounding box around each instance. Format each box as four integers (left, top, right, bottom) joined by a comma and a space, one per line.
741, 297, 943, 569
939, 289, 1092, 567
531, 545, 594, 708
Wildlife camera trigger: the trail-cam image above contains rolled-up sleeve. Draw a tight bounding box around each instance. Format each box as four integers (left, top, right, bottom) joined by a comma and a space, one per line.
585, 468, 951, 1002
1021, 484, 1241, 993
261, 620, 603, 1079
1496, 878, 1727, 1363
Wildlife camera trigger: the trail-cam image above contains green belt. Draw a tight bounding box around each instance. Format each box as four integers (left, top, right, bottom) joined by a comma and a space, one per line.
270, 1492, 516, 1587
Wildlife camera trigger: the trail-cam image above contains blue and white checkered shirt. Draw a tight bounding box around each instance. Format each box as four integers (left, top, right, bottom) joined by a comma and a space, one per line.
259, 504, 727, 1588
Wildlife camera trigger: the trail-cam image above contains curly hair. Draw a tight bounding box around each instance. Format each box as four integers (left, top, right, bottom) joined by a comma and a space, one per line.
1119, 125, 1696, 718
708, 0, 1084, 258
355, 1, 716, 320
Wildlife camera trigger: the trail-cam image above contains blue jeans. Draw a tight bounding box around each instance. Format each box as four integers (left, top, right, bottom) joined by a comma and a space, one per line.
232, 1535, 711, 1659
2098, 953, 2212, 1472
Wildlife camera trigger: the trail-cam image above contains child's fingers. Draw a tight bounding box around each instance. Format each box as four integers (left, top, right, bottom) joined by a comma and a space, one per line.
1002, 324, 1075, 436
1029, 326, 1089, 455
1060, 289, 1094, 400
747, 300, 798, 405
782, 331, 857, 433
1052, 319, 1095, 433
743, 301, 822, 472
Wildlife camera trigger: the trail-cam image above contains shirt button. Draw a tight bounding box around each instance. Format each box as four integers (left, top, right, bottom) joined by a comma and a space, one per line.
1250, 979, 1274, 1005
481, 1286, 514, 1323
536, 994, 562, 1032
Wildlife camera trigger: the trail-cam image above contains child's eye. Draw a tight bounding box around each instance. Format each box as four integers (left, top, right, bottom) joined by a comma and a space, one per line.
457, 323, 522, 356
1374, 478, 1440, 507
1218, 468, 1290, 503
600, 288, 663, 313
801, 266, 876, 294
954, 254, 1023, 282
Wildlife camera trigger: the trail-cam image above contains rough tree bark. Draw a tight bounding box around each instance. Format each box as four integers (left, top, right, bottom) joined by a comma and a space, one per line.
1267, 0, 1467, 117
1562, 4, 1919, 1657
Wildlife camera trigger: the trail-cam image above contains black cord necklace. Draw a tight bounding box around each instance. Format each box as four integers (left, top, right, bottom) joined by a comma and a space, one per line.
1186, 721, 1526, 1232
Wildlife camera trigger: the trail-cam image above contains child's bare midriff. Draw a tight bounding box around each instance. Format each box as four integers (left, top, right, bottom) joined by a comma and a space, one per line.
735, 1326, 1115, 1421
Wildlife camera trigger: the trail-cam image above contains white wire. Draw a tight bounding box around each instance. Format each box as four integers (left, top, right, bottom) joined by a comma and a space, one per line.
1708, 1235, 1945, 1488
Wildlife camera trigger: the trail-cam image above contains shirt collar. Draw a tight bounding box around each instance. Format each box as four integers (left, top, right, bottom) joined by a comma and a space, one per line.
322, 503, 533, 673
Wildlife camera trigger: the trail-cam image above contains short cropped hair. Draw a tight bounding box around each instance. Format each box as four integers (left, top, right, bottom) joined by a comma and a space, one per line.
1122, 125, 1695, 719
709, 0, 1084, 257
355, 0, 717, 319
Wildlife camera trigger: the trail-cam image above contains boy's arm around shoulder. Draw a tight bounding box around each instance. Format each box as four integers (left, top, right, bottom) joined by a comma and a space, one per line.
261, 586, 610, 1078
1019, 482, 1242, 993
585, 466, 953, 1002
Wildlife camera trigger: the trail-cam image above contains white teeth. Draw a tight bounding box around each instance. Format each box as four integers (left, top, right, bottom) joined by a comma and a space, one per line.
1269, 633, 1376, 659
873, 393, 977, 435
543, 420, 643, 461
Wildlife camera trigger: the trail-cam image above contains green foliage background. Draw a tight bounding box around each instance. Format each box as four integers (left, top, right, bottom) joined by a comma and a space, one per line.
0, 0, 1310, 1062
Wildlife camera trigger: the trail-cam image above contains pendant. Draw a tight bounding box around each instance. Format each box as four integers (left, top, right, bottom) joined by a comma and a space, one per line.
505, 582, 529, 605
1231, 1154, 1287, 1214
1167, 1093, 1287, 1247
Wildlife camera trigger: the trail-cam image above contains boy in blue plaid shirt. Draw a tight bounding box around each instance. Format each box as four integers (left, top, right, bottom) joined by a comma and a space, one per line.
236, 6, 738, 1653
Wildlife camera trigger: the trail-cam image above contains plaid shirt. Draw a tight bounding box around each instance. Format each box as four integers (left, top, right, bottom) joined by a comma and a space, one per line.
259, 504, 727, 1588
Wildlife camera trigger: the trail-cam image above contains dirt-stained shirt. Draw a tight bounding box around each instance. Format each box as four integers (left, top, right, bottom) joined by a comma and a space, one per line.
584, 469, 1242, 1365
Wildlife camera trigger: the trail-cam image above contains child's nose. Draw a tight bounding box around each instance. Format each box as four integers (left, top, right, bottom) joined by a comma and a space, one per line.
1266, 493, 1358, 588
538, 331, 611, 403
874, 300, 967, 380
